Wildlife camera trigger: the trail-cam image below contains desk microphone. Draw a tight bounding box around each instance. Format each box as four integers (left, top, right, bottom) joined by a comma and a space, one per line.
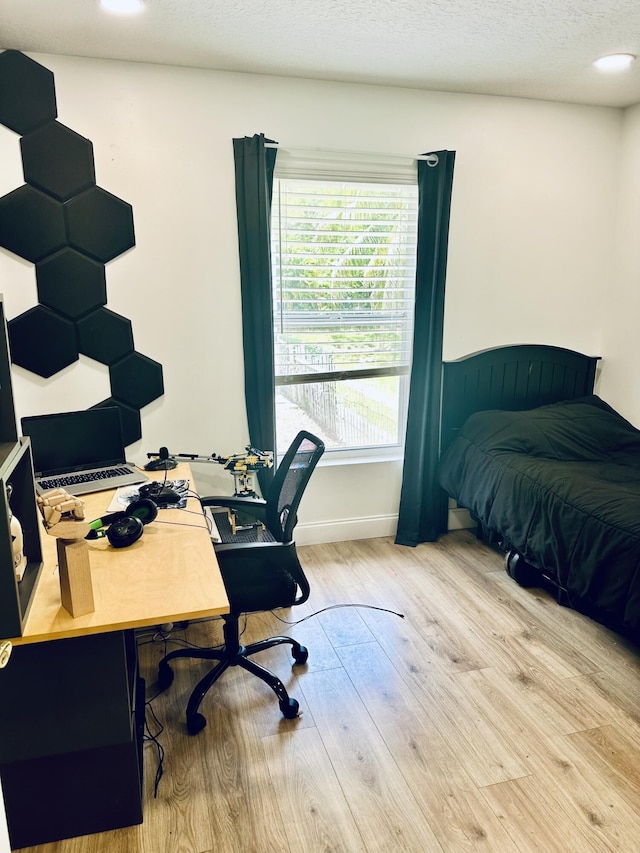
145, 446, 178, 471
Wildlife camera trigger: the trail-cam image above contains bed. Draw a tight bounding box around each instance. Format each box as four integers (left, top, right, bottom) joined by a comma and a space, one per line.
438, 344, 640, 640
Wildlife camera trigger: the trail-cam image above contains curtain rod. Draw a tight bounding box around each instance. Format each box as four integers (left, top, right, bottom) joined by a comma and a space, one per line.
265, 143, 439, 166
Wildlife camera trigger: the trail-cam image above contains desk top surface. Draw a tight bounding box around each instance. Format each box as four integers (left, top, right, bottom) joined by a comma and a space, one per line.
15, 463, 229, 645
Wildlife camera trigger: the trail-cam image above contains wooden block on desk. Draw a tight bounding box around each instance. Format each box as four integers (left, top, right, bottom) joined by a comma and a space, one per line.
57, 538, 95, 617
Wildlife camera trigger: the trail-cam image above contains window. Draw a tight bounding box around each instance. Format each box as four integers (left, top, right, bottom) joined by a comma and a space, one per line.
271, 151, 418, 456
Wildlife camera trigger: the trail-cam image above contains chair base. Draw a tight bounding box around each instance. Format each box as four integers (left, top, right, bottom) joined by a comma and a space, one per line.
157, 615, 308, 734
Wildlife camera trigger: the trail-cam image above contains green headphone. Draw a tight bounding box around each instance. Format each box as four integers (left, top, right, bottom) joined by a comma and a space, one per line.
86, 497, 158, 547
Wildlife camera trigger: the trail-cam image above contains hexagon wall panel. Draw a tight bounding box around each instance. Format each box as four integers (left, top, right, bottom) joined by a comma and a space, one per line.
76, 308, 134, 365
36, 249, 107, 319
21, 121, 96, 202
110, 352, 165, 410
0, 185, 66, 263
0, 51, 164, 447
65, 186, 135, 263
92, 398, 142, 447
8, 306, 78, 378
0, 50, 57, 135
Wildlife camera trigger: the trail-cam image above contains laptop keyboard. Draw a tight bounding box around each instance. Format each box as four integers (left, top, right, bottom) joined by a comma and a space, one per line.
38, 467, 133, 491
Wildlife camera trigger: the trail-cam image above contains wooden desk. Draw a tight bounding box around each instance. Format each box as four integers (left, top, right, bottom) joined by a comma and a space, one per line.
17, 463, 229, 644
0, 464, 229, 849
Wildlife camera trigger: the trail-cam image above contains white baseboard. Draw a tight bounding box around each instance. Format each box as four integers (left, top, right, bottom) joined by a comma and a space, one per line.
295, 514, 398, 545
295, 508, 475, 546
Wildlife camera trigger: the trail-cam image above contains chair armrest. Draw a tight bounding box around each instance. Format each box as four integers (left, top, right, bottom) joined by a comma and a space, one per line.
213, 539, 284, 554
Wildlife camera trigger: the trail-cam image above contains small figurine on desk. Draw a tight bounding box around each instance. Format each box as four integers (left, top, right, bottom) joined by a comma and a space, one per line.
6, 484, 27, 582
37, 488, 90, 538
37, 488, 94, 618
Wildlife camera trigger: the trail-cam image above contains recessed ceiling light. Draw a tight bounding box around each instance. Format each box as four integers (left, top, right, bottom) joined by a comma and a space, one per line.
593, 53, 636, 72
99, 0, 145, 14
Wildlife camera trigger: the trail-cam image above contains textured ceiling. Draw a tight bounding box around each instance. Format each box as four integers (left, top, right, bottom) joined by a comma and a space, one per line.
1, 0, 639, 108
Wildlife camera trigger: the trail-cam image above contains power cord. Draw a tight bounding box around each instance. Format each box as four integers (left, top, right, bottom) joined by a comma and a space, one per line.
140, 631, 172, 797
270, 602, 405, 625
140, 604, 401, 792
138, 622, 239, 795
143, 693, 165, 798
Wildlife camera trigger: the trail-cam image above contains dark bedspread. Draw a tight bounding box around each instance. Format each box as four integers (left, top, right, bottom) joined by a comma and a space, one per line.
439, 395, 640, 635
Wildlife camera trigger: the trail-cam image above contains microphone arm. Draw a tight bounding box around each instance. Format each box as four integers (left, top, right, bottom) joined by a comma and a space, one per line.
146, 450, 224, 464
146, 446, 274, 470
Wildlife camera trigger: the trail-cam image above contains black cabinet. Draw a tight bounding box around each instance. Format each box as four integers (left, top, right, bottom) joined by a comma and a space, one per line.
0, 438, 43, 638
0, 295, 43, 639
0, 295, 144, 848
0, 630, 145, 848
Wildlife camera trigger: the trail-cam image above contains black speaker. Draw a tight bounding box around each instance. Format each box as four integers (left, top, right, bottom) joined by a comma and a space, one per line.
86, 497, 158, 548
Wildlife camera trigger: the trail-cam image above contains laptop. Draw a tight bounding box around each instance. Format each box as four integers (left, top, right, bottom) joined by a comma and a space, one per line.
21, 407, 148, 496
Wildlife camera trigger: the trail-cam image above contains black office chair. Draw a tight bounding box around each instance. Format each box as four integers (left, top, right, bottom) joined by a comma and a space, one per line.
157, 430, 325, 734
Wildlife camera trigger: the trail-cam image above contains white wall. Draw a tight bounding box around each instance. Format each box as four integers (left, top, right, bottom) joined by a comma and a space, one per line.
599, 103, 640, 426
0, 55, 623, 542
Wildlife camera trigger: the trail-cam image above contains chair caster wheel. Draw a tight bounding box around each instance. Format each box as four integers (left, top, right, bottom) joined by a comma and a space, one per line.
292, 645, 308, 665
157, 661, 174, 691
280, 697, 300, 719
186, 712, 207, 735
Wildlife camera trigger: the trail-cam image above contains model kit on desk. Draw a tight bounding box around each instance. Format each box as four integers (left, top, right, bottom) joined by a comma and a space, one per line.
145, 444, 274, 532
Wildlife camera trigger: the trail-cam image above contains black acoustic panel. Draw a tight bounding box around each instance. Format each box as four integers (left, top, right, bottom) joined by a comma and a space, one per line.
0, 50, 57, 135
21, 121, 96, 202
1, 50, 165, 435
36, 249, 107, 319
65, 186, 135, 263
110, 352, 164, 410
91, 398, 142, 446
0, 185, 66, 263
8, 306, 78, 378
76, 308, 134, 365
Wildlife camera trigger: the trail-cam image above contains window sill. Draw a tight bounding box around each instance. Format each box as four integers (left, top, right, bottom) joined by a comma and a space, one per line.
317, 450, 404, 467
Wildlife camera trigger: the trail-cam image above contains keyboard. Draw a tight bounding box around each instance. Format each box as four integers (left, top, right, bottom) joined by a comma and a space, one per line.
38, 467, 135, 490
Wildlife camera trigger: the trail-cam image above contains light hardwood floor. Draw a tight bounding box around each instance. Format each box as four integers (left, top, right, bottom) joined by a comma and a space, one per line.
17, 531, 640, 852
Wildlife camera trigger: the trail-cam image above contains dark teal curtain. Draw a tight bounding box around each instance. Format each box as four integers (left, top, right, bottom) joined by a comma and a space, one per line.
395, 150, 456, 547
232, 133, 278, 493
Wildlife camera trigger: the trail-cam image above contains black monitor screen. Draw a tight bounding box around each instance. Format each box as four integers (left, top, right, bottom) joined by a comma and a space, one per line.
21, 407, 125, 476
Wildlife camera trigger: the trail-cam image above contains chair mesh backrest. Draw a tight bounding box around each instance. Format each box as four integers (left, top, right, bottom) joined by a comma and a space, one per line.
265, 431, 325, 542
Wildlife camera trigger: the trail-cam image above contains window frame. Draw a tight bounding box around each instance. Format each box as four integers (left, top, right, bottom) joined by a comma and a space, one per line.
270, 150, 419, 460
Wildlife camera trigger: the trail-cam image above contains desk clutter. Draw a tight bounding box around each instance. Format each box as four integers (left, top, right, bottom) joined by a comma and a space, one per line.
145, 444, 273, 498
145, 443, 273, 535
32, 478, 191, 618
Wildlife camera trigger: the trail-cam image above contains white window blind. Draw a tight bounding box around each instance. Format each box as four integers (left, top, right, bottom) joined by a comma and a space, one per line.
272, 147, 418, 185
272, 178, 418, 386
270, 149, 418, 453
